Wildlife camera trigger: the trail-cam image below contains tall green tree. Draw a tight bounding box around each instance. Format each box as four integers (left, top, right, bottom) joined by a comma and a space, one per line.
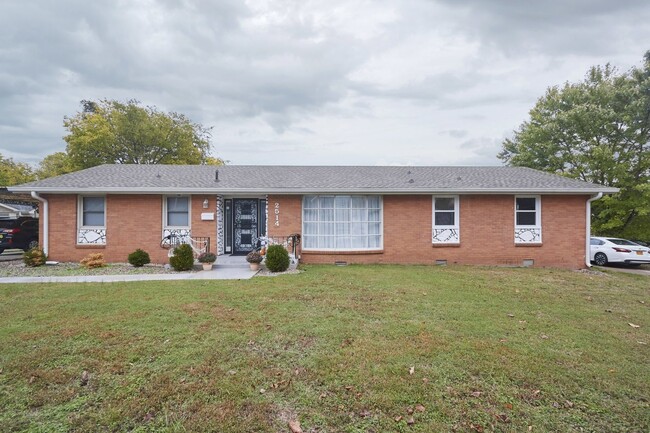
0, 153, 35, 187
63, 99, 214, 168
36, 151, 75, 179
499, 52, 650, 239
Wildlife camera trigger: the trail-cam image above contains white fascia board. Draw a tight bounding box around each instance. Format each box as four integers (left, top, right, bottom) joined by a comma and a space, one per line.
9, 186, 620, 195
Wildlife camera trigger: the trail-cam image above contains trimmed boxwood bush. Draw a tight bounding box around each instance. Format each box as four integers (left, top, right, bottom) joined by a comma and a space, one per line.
265, 244, 290, 272
23, 247, 47, 267
170, 244, 194, 271
128, 249, 151, 267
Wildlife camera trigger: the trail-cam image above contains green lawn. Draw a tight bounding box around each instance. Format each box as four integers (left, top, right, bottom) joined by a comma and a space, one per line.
0, 265, 648, 432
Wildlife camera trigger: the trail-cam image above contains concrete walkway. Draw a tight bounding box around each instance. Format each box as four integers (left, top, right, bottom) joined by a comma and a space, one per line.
0, 255, 258, 284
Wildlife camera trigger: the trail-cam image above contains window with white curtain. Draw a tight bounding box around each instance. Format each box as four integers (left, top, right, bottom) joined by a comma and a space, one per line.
302, 195, 382, 250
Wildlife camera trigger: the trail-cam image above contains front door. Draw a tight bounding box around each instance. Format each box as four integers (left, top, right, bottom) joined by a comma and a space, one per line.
233, 199, 259, 254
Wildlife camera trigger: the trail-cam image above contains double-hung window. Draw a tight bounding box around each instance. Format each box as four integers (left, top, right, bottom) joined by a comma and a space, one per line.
514, 196, 541, 243
165, 196, 190, 228
432, 195, 460, 243
77, 196, 106, 244
302, 195, 382, 250
163, 196, 191, 241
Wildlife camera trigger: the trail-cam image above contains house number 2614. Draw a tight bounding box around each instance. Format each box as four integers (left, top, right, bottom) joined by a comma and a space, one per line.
274, 202, 280, 226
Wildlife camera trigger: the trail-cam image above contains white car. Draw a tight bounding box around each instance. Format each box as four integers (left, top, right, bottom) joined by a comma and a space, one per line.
590, 237, 650, 266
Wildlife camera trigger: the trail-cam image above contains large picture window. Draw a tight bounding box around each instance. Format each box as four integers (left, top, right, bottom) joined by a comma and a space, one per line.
302, 195, 382, 250
165, 196, 190, 227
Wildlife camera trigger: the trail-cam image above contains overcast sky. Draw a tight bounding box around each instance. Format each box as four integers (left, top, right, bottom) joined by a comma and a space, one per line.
1, 0, 649, 167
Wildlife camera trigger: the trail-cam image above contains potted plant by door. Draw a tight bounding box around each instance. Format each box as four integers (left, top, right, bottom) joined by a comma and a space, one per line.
198, 252, 217, 270
246, 250, 263, 271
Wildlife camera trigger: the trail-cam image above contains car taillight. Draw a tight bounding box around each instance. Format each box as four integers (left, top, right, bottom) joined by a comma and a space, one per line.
612, 247, 632, 253
4, 228, 19, 234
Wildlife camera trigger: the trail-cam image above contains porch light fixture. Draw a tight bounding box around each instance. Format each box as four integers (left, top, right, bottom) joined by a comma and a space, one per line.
203, 198, 209, 209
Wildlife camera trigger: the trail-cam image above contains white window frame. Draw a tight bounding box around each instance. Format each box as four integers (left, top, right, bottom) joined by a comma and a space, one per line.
77, 195, 106, 229
432, 195, 460, 244
514, 195, 542, 243
301, 195, 383, 251
163, 195, 191, 229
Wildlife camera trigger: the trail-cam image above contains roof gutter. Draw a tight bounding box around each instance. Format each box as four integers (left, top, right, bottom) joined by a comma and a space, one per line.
585, 192, 603, 268
31, 191, 48, 256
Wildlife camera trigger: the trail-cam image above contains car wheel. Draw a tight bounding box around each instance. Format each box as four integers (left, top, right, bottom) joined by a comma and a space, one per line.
594, 252, 608, 266
26, 240, 39, 250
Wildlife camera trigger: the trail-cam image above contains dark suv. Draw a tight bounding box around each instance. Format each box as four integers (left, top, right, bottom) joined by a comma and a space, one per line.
0, 217, 39, 254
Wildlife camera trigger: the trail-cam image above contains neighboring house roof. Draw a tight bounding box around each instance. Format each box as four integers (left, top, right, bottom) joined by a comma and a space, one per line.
8, 164, 619, 194
0, 202, 37, 217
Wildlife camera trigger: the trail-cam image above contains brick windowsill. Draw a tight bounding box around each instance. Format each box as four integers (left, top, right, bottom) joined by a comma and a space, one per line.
75, 244, 106, 249
432, 243, 461, 248
514, 243, 543, 247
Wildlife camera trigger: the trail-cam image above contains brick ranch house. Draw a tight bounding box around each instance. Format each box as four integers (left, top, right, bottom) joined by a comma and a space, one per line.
9, 164, 618, 269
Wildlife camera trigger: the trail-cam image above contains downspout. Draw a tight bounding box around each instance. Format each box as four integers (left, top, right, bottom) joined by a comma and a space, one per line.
31, 191, 48, 256
585, 192, 603, 268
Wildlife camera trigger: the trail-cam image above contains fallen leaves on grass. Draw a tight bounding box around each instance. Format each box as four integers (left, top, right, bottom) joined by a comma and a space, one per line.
288, 419, 303, 433
628, 323, 640, 328
415, 404, 426, 412
80, 370, 89, 386
470, 422, 484, 432
470, 391, 482, 398
408, 366, 414, 375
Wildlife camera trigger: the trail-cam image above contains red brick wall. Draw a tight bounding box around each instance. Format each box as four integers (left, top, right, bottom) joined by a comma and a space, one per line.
42, 194, 217, 264
267, 195, 302, 237
42, 193, 587, 268
270, 194, 589, 269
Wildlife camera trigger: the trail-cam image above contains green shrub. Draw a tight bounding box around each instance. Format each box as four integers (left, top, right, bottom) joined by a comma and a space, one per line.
128, 249, 151, 267
170, 244, 194, 271
265, 244, 290, 272
23, 247, 47, 267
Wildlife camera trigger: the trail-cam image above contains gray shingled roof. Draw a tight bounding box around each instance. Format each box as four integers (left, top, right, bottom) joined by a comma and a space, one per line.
9, 164, 618, 194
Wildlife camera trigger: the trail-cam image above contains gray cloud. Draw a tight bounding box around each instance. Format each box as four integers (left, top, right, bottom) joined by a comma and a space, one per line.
0, 0, 648, 166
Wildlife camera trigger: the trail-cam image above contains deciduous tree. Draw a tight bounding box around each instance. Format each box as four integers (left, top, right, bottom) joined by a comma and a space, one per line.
499, 52, 650, 239
36, 152, 75, 179
63, 99, 214, 168
0, 153, 35, 186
